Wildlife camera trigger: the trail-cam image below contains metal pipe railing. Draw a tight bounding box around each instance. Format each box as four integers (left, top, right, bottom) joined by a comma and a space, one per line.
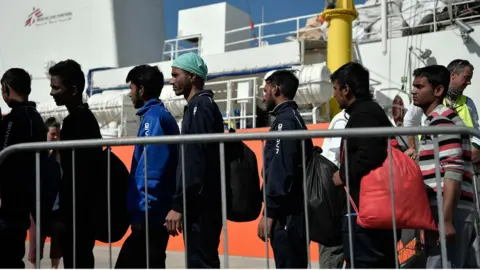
10, 126, 480, 268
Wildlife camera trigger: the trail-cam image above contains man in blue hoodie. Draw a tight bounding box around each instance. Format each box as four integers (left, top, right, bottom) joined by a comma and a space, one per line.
115, 65, 179, 269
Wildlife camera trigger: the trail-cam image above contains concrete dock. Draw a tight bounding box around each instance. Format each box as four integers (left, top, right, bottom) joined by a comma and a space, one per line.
25, 243, 321, 268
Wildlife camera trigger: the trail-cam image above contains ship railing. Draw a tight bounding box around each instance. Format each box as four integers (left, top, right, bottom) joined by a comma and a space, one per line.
353, 0, 480, 43
224, 12, 324, 48
161, 0, 480, 58
163, 34, 202, 61
162, 76, 263, 129
223, 0, 480, 49
4, 126, 479, 268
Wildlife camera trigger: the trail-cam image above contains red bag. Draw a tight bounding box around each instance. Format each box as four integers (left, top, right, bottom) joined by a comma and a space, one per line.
342, 140, 437, 231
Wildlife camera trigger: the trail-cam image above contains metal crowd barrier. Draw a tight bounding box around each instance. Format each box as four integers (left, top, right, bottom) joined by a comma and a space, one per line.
0, 126, 479, 269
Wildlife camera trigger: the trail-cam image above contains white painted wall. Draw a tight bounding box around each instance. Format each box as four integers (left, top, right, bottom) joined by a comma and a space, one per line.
0, 0, 165, 113
178, 2, 251, 56
357, 24, 480, 109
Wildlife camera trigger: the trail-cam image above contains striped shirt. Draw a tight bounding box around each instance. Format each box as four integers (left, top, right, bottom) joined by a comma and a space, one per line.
418, 104, 475, 211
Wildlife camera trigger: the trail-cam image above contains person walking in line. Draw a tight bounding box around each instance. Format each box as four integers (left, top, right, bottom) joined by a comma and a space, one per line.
28, 117, 63, 269
115, 65, 179, 269
331, 62, 399, 268
257, 70, 313, 268
49, 60, 103, 268
165, 53, 225, 268
0, 68, 47, 268
411, 65, 480, 268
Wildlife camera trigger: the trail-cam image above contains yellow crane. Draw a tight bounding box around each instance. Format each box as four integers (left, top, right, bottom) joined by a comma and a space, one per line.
321, 0, 358, 119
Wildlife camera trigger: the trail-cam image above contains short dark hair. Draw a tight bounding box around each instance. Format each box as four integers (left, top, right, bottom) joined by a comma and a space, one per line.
126, 65, 164, 98
413, 65, 450, 98
265, 70, 299, 100
447, 59, 474, 74
330, 62, 371, 99
45, 117, 60, 129
1, 68, 32, 97
48, 60, 86, 94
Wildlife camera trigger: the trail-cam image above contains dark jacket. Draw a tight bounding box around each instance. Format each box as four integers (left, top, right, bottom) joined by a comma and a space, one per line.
128, 99, 179, 224
0, 101, 47, 229
263, 101, 313, 219
58, 103, 103, 225
171, 90, 225, 215
339, 98, 392, 209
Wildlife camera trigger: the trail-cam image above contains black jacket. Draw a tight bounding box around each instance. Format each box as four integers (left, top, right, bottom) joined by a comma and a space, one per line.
172, 90, 225, 215
0, 101, 47, 229
58, 103, 103, 225
263, 101, 313, 219
339, 98, 392, 208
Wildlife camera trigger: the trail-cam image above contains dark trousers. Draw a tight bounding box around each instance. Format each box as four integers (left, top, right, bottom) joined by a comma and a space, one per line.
0, 219, 27, 269
319, 244, 345, 269
184, 211, 223, 268
115, 222, 170, 269
60, 223, 96, 269
270, 212, 308, 268
342, 215, 399, 268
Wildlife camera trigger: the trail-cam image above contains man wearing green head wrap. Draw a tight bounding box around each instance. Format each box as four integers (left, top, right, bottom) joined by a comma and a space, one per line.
164, 53, 225, 268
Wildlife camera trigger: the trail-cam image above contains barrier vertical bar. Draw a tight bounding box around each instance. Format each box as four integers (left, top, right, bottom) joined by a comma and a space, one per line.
343, 140, 355, 269
301, 140, 312, 269
432, 135, 448, 268
219, 143, 230, 268
107, 147, 113, 268
72, 149, 77, 268
261, 140, 270, 269
181, 144, 188, 268
472, 174, 480, 226
387, 139, 399, 269
144, 146, 150, 268
35, 152, 41, 269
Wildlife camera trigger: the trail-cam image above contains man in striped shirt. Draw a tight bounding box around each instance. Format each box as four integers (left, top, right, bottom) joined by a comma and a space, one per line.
412, 65, 479, 268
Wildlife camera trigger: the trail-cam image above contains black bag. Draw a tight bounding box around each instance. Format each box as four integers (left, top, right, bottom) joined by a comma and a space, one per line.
225, 129, 262, 222
306, 146, 345, 246
94, 149, 130, 243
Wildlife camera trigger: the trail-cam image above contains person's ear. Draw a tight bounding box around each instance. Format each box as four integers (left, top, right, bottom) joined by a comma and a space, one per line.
450, 72, 456, 81
273, 85, 281, 97
189, 73, 197, 85
72, 86, 78, 97
341, 85, 350, 97
434, 85, 444, 98
138, 86, 145, 98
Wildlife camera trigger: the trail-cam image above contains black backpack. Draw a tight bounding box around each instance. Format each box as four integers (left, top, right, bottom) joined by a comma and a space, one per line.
94, 149, 130, 243
306, 146, 346, 246
224, 129, 262, 222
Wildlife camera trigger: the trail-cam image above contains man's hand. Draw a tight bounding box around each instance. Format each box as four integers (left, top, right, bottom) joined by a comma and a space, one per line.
333, 171, 343, 186
164, 210, 183, 236
404, 148, 417, 160
444, 220, 456, 242
257, 216, 273, 242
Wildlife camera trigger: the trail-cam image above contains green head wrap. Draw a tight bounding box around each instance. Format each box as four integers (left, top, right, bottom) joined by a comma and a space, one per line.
172, 52, 208, 80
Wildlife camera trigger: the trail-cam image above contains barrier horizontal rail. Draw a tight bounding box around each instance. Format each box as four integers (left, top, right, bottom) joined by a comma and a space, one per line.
14, 125, 480, 268
0, 126, 478, 165
8, 125, 480, 149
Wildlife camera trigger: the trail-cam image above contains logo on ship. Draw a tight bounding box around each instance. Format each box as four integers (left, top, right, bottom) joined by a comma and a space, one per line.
25, 7, 72, 27
25, 8, 43, 27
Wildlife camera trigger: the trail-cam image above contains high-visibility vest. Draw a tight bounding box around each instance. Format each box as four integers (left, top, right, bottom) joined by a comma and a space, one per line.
449, 95, 474, 128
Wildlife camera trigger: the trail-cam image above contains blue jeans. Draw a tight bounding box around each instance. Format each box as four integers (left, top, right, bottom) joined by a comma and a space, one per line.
425, 206, 480, 268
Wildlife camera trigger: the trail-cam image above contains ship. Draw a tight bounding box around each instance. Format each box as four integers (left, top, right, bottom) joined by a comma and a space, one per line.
0, 0, 478, 266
